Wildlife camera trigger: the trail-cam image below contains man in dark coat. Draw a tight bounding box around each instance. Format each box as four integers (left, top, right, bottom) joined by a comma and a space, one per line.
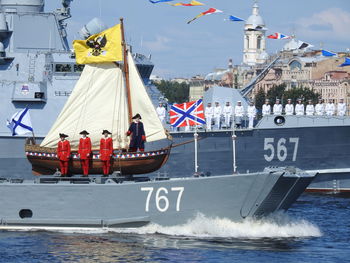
126, 113, 146, 152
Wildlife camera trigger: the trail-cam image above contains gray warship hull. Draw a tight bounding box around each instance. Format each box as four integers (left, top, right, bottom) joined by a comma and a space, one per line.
0, 168, 314, 229
1, 115, 350, 193
158, 115, 350, 193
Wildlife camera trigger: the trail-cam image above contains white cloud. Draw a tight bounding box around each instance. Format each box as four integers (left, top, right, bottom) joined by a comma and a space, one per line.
143, 35, 171, 52
296, 8, 350, 42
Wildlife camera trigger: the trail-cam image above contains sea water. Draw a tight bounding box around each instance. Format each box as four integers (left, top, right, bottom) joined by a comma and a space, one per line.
0, 193, 349, 262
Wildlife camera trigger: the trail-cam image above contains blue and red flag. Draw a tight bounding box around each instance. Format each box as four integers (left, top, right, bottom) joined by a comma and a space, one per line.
170, 99, 206, 127
267, 32, 291, 40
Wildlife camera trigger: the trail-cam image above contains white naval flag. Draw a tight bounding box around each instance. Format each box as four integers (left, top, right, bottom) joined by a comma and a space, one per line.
6, 108, 33, 136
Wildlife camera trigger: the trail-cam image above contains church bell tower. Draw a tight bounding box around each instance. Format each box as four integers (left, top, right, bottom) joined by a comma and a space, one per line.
243, 2, 268, 66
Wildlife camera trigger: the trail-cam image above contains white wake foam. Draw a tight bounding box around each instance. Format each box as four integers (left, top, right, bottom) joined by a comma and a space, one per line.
1, 213, 322, 239
115, 213, 322, 239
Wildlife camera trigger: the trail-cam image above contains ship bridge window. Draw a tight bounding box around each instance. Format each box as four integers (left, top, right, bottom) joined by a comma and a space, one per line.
55, 64, 72, 73
74, 64, 85, 73
19, 209, 33, 219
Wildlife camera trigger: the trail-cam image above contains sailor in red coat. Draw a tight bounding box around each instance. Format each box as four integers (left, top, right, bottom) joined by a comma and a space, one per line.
57, 133, 71, 176
78, 130, 92, 176
99, 130, 113, 176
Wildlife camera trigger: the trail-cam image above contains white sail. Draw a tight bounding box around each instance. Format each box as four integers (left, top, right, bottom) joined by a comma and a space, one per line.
128, 52, 167, 142
40, 63, 130, 150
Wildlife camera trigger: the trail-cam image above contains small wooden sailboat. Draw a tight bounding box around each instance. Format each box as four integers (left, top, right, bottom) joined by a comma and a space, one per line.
25, 19, 171, 175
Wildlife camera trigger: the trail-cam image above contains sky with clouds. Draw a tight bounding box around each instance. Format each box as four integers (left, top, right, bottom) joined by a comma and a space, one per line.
46, 0, 350, 78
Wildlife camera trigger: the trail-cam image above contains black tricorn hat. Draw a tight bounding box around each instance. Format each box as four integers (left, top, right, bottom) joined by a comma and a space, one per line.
79, 130, 89, 135
102, 130, 112, 135
59, 133, 68, 138
132, 113, 142, 120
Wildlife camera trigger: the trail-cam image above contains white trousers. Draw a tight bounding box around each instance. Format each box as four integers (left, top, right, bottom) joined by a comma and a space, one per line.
206, 117, 212, 130
248, 116, 254, 129
224, 114, 231, 127
215, 116, 221, 129
159, 117, 165, 124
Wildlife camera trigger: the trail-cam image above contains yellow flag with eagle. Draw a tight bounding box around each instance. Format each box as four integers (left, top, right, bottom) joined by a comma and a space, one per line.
73, 24, 123, 64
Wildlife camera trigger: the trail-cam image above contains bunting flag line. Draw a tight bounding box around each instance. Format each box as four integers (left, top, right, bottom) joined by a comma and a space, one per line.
321, 50, 337, 57
267, 32, 291, 39
339, 57, 350, 67
227, 15, 244, 22
172, 0, 204, 6
187, 7, 223, 24
149, 0, 174, 3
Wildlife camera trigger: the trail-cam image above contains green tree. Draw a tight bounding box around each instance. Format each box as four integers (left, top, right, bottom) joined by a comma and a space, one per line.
256, 84, 320, 106
284, 87, 320, 105
266, 84, 286, 104
154, 80, 189, 103
255, 87, 266, 110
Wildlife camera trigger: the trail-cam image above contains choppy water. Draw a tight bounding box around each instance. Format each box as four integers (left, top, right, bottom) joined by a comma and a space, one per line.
0, 193, 349, 263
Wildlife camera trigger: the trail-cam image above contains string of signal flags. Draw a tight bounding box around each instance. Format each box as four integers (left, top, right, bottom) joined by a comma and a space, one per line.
147, 0, 307, 40
148, 1, 310, 46
148, 0, 350, 67
148, 0, 244, 24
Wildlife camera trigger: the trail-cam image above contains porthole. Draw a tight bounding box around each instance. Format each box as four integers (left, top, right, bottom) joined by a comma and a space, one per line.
19, 209, 33, 219
274, 116, 285, 126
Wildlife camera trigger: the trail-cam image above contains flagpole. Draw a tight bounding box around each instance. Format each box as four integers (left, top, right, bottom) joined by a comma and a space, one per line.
232, 128, 237, 174
194, 101, 199, 175
120, 18, 133, 123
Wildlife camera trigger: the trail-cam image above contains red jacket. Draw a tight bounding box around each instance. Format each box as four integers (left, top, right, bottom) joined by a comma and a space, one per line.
78, 137, 92, 160
57, 140, 71, 161
99, 137, 113, 161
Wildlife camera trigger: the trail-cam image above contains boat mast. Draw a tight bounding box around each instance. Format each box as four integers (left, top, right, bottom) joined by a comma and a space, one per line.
120, 18, 133, 123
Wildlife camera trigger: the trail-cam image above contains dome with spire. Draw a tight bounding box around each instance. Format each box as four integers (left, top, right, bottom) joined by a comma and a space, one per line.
245, 2, 265, 28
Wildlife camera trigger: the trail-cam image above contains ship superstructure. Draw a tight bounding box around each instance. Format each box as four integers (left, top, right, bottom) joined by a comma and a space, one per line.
0, 0, 156, 177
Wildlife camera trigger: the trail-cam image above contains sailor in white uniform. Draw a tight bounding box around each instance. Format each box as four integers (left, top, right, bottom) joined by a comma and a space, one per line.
325, 99, 335, 116
156, 103, 166, 124
273, 99, 283, 115
247, 101, 257, 129
305, 100, 315, 116
205, 103, 214, 131
295, 99, 305, 115
337, 98, 347, 116
285, 99, 294, 115
213, 102, 222, 130
223, 102, 232, 128
315, 99, 324, 116
234, 101, 245, 128
262, 99, 271, 116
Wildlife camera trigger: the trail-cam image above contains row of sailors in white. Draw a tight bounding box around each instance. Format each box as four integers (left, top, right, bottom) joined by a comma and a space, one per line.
263, 99, 347, 116
205, 102, 257, 130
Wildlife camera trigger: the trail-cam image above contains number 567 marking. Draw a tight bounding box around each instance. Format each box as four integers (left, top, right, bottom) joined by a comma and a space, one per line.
264, 137, 299, 162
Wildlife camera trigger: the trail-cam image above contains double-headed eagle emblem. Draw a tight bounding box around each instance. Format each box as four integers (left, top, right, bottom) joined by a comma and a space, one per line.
86, 35, 107, 56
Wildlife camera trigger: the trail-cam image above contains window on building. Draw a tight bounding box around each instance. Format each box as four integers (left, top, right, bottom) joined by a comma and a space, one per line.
289, 60, 302, 71
257, 36, 262, 50
246, 36, 250, 49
